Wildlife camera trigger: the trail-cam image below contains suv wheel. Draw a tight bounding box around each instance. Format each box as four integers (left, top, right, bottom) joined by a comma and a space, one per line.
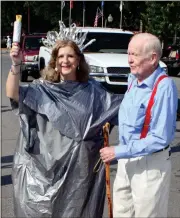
20, 70, 28, 82
32, 71, 40, 79
39, 57, 45, 71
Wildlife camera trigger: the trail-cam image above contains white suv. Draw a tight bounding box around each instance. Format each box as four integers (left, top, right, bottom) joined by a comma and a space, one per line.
38, 27, 167, 89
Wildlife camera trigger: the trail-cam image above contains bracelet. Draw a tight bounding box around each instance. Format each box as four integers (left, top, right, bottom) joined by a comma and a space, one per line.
10, 67, 20, 75
12, 63, 21, 66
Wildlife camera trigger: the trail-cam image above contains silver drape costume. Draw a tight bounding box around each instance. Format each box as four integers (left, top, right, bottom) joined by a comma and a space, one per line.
11, 79, 123, 218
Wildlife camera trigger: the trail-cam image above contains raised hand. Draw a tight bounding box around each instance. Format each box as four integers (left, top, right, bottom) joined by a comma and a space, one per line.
10, 43, 22, 65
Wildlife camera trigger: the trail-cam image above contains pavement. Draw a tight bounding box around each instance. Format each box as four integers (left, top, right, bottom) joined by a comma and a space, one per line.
1, 48, 10, 50
1, 48, 11, 55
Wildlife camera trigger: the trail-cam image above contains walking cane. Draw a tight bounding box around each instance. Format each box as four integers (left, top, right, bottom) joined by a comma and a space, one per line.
103, 122, 113, 218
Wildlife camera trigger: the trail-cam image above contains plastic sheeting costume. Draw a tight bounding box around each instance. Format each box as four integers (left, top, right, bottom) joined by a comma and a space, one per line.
11, 22, 123, 218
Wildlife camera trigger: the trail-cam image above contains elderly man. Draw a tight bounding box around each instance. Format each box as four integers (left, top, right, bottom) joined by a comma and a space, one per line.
100, 33, 178, 217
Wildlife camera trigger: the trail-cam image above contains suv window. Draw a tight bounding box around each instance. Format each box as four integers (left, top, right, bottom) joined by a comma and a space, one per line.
24, 37, 44, 50
168, 45, 180, 58
83, 32, 133, 53
169, 50, 177, 58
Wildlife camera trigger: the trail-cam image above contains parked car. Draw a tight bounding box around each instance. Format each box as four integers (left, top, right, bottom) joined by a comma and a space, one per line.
20, 33, 46, 82
38, 27, 168, 93
162, 37, 180, 57
161, 45, 180, 76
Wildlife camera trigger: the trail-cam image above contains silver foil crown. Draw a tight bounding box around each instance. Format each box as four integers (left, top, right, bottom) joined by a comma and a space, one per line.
42, 21, 96, 51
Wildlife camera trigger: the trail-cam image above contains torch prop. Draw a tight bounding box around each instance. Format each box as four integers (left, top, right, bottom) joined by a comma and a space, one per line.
13, 15, 22, 43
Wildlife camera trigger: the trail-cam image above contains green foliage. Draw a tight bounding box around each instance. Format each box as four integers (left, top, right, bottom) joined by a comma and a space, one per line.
141, 1, 180, 43
120, 1, 146, 30
1, 1, 25, 35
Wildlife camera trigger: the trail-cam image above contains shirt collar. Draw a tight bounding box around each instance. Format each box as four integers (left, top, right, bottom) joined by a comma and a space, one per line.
135, 66, 163, 90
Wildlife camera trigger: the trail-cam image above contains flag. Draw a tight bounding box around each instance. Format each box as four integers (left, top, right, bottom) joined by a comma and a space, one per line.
119, 1, 123, 12
62, 0, 65, 9
176, 49, 179, 60
83, 1, 85, 11
70, 0, 73, 9
61, 0, 65, 21
94, 8, 103, 27
101, 1, 104, 9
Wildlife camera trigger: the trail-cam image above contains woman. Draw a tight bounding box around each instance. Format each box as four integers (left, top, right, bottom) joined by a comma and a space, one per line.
6, 40, 123, 218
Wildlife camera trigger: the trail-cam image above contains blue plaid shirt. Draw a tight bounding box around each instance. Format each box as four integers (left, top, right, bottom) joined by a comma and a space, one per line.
115, 66, 178, 159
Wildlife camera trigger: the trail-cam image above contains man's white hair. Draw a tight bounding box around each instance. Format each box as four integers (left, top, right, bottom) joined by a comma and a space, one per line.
132, 33, 162, 61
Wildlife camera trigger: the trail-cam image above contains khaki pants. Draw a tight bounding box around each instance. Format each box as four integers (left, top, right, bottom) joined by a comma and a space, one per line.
113, 149, 171, 218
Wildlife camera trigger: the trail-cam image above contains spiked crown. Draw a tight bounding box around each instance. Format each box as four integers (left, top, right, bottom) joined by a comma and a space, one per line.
42, 21, 96, 51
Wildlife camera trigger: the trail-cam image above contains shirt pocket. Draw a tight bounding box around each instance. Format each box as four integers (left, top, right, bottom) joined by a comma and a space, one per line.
128, 104, 146, 128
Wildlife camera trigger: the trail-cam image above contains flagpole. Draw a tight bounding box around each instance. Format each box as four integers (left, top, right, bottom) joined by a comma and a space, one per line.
69, 1, 72, 26
101, 1, 104, 28
83, 10, 85, 27
102, 8, 104, 27
69, 10, 71, 26
83, 2, 85, 27
120, 1, 123, 29
61, 1, 63, 21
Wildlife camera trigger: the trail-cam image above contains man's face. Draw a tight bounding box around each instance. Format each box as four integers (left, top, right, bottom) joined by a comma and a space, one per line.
127, 38, 154, 81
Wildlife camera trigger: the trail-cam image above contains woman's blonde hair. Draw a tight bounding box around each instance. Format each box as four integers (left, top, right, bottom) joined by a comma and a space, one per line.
41, 40, 90, 82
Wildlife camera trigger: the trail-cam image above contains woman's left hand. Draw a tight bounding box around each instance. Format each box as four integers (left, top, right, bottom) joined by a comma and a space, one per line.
100, 147, 116, 163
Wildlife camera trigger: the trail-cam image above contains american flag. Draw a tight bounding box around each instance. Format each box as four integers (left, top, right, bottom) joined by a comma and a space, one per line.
94, 8, 103, 27
70, 0, 73, 9
62, 0, 65, 9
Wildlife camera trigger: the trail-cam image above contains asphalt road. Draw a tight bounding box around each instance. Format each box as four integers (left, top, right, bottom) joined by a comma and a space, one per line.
1, 50, 180, 217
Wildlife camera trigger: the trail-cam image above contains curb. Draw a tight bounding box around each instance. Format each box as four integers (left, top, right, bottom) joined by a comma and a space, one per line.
1, 49, 9, 54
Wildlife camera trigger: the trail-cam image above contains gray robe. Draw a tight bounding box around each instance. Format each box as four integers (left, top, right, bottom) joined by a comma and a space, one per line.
11, 78, 123, 218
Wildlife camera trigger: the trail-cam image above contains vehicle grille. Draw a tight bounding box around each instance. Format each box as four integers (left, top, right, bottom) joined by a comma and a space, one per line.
107, 67, 130, 82
107, 67, 130, 74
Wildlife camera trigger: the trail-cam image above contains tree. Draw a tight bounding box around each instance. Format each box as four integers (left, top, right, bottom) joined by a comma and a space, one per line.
119, 1, 146, 31
141, 1, 180, 45
1, 1, 25, 35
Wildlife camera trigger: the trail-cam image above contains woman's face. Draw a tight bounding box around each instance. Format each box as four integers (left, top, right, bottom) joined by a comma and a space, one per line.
56, 46, 79, 81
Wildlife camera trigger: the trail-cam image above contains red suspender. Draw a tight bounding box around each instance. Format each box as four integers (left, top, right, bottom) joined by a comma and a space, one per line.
127, 81, 133, 92
140, 75, 168, 139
